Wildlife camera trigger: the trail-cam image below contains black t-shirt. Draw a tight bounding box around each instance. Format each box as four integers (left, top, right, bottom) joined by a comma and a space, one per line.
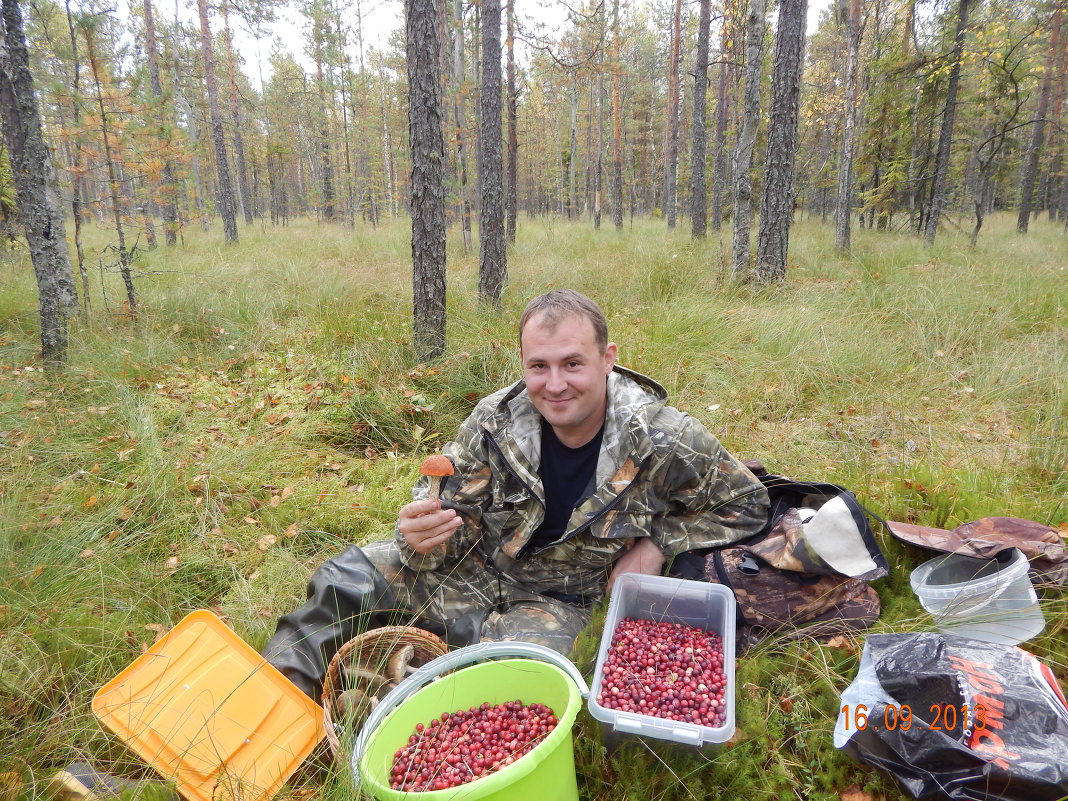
529, 418, 605, 550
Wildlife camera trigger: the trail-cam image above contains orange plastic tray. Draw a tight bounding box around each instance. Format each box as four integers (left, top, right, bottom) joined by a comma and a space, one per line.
92, 610, 324, 801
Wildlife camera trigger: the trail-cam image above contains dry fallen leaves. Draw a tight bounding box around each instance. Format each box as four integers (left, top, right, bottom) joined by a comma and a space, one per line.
257, 534, 277, 551
164, 556, 180, 571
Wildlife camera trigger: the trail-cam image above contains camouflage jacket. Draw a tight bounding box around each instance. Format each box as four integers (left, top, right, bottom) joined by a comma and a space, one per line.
396, 366, 770, 600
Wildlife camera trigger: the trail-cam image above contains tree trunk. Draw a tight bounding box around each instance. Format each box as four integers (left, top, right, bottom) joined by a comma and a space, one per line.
1017, 0, 1063, 233
406, 0, 447, 361
84, 26, 137, 315
0, 0, 78, 364
711, 8, 732, 232
731, 0, 766, 280
62, 0, 90, 307
451, 0, 472, 249
478, 0, 506, 305
594, 73, 603, 230
611, 0, 623, 231
505, 0, 517, 243
568, 80, 578, 219
221, 1, 253, 225
755, 0, 807, 283
663, 0, 683, 227
311, 10, 335, 222
690, 0, 711, 238
834, 0, 863, 251
197, 0, 238, 242
924, 0, 970, 246
143, 0, 179, 246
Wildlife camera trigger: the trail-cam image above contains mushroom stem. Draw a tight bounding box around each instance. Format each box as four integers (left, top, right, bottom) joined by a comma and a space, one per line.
428, 475, 442, 500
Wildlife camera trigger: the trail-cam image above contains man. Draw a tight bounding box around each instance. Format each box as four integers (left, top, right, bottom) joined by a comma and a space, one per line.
265, 289, 769, 699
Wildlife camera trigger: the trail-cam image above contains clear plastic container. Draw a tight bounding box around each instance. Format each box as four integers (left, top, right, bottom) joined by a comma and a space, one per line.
588, 573, 736, 746
909, 547, 1045, 645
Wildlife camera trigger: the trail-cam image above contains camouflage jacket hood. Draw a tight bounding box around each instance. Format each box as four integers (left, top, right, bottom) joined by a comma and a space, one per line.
398, 365, 769, 600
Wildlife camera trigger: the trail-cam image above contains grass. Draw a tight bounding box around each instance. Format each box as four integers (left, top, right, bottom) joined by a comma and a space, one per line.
0, 212, 1065, 800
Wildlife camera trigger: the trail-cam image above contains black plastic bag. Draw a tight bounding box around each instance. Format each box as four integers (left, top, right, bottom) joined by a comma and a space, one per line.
834, 633, 1068, 801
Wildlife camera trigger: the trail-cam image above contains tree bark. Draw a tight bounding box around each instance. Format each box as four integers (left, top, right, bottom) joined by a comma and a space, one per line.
406, 0, 447, 361
568, 80, 578, 219
505, 0, 517, 243
143, 0, 179, 246
731, 0, 766, 280
197, 0, 238, 242
62, 0, 90, 307
663, 0, 683, 227
924, 0, 970, 246
221, 1, 253, 225
611, 0, 624, 231
451, 0, 472, 249
834, 0, 863, 251
690, 0, 711, 238
0, 0, 78, 364
478, 0, 506, 305
711, 8, 732, 232
1017, 0, 1063, 233
755, 0, 808, 283
84, 24, 137, 315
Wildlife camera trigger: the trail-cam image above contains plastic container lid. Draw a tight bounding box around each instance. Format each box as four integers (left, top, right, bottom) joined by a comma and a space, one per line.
92, 610, 325, 801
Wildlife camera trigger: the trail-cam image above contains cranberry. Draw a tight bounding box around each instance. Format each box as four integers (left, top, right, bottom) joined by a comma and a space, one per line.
596, 617, 728, 729
388, 700, 559, 791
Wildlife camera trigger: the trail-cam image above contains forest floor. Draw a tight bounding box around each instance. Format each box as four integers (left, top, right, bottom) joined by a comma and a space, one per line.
0, 213, 1065, 801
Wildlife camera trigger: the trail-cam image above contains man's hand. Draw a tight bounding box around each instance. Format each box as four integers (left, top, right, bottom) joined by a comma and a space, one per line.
607, 537, 666, 591
397, 498, 463, 554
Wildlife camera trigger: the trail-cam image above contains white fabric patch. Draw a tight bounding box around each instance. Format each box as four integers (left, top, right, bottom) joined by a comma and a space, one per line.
803, 495, 879, 578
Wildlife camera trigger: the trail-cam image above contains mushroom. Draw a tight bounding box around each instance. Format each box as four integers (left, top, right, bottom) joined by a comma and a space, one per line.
336, 688, 378, 719
387, 644, 416, 682
419, 455, 454, 500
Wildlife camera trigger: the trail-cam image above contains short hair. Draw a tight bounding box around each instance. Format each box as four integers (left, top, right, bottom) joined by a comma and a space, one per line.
519, 289, 608, 353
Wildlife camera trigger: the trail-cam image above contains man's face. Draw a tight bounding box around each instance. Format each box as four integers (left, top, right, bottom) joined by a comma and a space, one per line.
520, 312, 617, 448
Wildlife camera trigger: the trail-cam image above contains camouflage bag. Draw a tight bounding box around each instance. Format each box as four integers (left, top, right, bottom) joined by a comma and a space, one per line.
697, 461, 890, 651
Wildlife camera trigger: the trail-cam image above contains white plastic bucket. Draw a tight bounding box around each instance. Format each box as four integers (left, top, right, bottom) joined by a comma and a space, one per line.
909, 547, 1045, 645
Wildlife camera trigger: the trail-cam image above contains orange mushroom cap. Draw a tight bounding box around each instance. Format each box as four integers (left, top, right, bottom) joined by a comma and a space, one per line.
419, 455, 454, 477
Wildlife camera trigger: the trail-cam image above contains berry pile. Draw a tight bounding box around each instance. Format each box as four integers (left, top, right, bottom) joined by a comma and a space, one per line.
596, 617, 728, 728
389, 700, 559, 792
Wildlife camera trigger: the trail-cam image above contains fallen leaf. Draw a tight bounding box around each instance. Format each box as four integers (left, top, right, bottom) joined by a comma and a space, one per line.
80, 549, 94, 559
210, 526, 223, 536
107, 530, 119, 542
269, 495, 281, 507
826, 635, 853, 650
778, 695, 794, 714
84, 495, 98, 508
839, 786, 874, 801
244, 516, 260, 525
257, 534, 277, 551
164, 556, 180, 570
118, 507, 134, 521
280, 486, 294, 500
284, 522, 300, 538
46, 516, 63, 528
145, 623, 166, 638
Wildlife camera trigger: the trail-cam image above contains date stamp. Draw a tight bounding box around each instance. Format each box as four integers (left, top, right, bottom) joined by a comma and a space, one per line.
840, 703, 987, 733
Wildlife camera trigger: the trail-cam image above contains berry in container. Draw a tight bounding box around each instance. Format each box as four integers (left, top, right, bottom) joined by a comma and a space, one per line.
588, 573, 736, 746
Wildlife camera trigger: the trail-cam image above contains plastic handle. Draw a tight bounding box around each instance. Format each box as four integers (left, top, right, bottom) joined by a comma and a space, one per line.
612, 714, 703, 747
350, 641, 590, 783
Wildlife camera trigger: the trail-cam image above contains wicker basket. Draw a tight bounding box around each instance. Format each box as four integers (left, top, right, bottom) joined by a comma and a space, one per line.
321, 626, 448, 759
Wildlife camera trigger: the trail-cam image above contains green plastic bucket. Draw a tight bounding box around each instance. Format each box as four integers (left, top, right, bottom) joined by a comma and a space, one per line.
356, 648, 584, 801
